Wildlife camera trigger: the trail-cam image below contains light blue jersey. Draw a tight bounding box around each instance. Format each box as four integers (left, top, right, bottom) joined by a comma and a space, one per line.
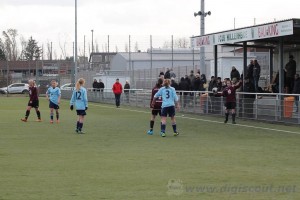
154, 86, 178, 108
70, 87, 88, 110
47, 87, 61, 105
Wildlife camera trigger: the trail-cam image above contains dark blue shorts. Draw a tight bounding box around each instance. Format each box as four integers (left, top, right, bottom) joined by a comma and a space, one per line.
76, 110, 86, 116
49, 101, 59, 109
161, 106, 175, 117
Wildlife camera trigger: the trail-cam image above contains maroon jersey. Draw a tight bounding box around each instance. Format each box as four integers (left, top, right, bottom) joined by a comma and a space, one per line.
221, 82, 241, 103
29, 86, 39, 101
150, 86, 162, 110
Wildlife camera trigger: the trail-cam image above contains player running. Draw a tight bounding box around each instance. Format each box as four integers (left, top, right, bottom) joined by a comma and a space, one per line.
152, 79, 180, 137
214, 79, 242, 124
70, 78, 88, 134
21, 80, 42, 122
46, 80, 61, 123
147, 78, 163, 135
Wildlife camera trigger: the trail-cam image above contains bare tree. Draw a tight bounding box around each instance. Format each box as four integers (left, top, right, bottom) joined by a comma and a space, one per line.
162, 40, 171, 48
134, 42, 139, 52
19, 35, 27, 60
174, 37, 190, 48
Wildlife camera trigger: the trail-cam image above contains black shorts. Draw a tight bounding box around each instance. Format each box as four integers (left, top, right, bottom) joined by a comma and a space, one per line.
28, 100, 39, 108
76, 110, 87, 116
152, 109, 161, 116
161, 106, 176, 117
49, 101, 59, 109
225, 102, 236, 110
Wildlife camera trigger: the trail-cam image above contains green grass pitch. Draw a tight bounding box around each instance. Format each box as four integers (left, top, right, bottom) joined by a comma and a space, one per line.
0, 97, 299, 200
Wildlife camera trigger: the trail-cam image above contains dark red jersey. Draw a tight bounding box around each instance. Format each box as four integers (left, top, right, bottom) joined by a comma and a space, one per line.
29, 86, 39, 101
220, 82, 242, 103
150, 86, 162, 109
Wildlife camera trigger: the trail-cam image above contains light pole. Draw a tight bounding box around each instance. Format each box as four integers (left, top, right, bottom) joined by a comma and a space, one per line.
74, 0, 78, 84
194, 0, 211, 75
91, 29, 94, 53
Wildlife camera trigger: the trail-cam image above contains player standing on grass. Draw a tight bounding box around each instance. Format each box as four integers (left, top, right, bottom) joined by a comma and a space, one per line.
70, 78, 88, 134
46, 80, 61, 123
152, 79, 180, 137
147, 78, 163, 135
214, 79, 242, 124
21, 80, 42, 122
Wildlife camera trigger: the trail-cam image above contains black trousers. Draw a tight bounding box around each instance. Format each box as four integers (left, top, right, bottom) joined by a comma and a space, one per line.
115, 94, 121, 106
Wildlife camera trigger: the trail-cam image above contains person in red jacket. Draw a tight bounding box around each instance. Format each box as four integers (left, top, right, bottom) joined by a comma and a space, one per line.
112, 78, 123, 108
214, 79, 242, 124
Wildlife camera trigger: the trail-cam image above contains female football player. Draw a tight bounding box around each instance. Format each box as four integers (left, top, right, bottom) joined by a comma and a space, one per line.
70, 78, 88, 134
147, 78, 163, 135
46, 80, 61, 123
152, 79, 180, 137
21, 80, 42, 122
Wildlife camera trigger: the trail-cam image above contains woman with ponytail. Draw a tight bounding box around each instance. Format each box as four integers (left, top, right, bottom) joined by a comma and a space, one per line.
70, 78, 88, 134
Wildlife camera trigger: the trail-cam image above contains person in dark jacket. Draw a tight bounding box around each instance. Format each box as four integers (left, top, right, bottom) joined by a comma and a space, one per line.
193, 74, 201, 91
208, 76, 217, 113
253, 59, 261, 92
292, 74, 300, 112
164, 68, 171, 79
230, 66, 240, 81
171, 78, 179, 90
92, 79, 98, 92
98, 79, 105, 99
243, 78, 256, 118
124, 80, 130, 103
285, 55, 297, 93
246, 60, 254, 83
199, 74, 207, 91
179, 77, 189, 108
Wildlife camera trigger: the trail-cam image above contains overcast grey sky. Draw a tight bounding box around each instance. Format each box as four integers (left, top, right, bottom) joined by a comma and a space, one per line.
0, 0, 299, 57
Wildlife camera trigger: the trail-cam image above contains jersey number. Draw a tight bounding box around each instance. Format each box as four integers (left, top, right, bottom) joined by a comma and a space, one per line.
166, 90, 170, 99
76, 91, 82, 100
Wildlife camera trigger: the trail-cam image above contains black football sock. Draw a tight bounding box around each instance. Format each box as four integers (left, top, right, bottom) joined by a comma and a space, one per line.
172, 123, 177, 133
225, 113, 229, 121
161, 124, 166, 133
79, 123, 83, 131
150, 120, 154, 130
36, 110, 41, 119
56, 111, 59, 120
76, 121, 80, 130
50, 113, 54, 120
232, 113, 236, 122
25, 110, 30, 119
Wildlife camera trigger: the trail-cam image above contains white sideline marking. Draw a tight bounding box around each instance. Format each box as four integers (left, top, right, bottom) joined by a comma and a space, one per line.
89, 103, 300, 136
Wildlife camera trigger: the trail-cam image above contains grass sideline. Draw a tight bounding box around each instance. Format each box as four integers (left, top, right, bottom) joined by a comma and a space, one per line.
0, 97, 299, 200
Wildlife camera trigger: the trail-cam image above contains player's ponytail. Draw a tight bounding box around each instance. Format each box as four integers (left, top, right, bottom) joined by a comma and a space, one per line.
156, 78, 163, 88
76, 78, 85, 91
163, 79, 171, 88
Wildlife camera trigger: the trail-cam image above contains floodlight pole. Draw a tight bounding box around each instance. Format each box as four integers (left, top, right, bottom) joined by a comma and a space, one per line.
200, 0, 205, 75
74, 0, 78, 83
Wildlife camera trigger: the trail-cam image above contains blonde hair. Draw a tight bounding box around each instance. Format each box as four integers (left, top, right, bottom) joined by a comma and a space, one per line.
163, 79, 171, 88
76, 78, 85, 91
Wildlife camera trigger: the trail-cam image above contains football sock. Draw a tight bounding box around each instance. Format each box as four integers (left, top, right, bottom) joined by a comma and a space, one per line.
161, 123, 166, 133
172, 123, 177, 133
50, 113, 54, 120
225, 113, 229, 121
76, 121, 80, 130
25, 110, 30, 119
232, 113, 236, 122
36, 110, 41, 119
79, 123, 83, 131
56, 111, 59, 120
150, 120, 154, 130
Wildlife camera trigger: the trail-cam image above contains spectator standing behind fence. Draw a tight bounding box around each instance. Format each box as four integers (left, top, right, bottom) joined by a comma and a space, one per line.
230, 66, 240, 81
242, 78, 256, 118
112, 78, 123, 108
179, 77, 189, 108
170, 69, 176, 79
292, 74, 300, 112
285, 55, 297, 94
246, 60, 254, 82
98, 79, 105, 99
164, 68, 171, 79
208, 76, 217, 113
171, 77, 179, 90
92, 79, 98, 92
124, 80, 130, 103
253, 59, 261, 93
200, 74, 207, 91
